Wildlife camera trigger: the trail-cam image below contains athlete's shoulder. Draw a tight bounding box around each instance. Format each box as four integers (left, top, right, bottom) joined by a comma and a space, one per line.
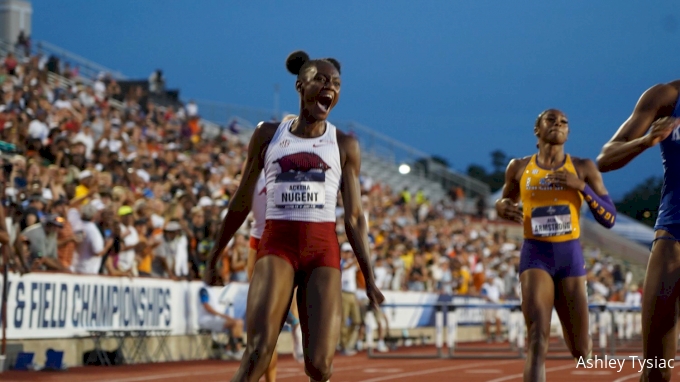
637, 81, 680, 110
335, 128, 359, 152
569, 155, 594, 167
334, 128, 359, 168
334, 127, 355, 143
569, 156, 598, 177
507, 155, 532, 173
253, 121, 280, 140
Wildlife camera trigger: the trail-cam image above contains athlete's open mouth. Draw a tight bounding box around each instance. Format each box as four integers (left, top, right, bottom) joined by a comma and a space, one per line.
316, 94, 333, 112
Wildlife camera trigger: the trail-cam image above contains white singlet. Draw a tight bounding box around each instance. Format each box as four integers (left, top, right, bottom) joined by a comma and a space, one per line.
264, 119, 342, 223
249, 172, 267, 239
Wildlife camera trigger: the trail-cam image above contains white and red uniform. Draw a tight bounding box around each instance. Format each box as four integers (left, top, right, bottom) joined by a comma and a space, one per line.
256, 118, 343, 271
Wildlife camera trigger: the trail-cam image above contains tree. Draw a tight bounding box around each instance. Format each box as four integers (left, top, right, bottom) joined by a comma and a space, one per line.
615, 176, 664, 227
430, 155, 450, 168
466, 164, 488, 182
465, 150, 510, 193
490, 150, 508, 174
413, 157, 429, 175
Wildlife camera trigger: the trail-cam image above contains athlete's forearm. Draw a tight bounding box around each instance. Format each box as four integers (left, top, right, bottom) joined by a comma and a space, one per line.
344, 214, 376, 287
580, 184, 616, 228
596, 137, 651, 173
0, 230, 9, 246
209, 210, 250, 270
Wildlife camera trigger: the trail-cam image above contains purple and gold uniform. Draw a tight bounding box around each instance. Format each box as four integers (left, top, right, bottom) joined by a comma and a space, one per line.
518, 154, 586, 279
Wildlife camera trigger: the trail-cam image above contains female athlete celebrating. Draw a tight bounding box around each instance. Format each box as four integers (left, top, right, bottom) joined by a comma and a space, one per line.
206, 50, 384, 382
245, 114, 304, 382
596, 80, 680, 382
496, 109, 616, 382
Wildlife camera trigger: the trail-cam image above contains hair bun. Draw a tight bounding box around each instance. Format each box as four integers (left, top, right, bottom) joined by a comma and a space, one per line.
286, 50, 310, 75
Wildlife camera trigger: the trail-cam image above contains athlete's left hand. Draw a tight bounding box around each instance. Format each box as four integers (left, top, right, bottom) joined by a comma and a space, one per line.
545, 170, 585, 191
366, 283, 385, 312
203, 258, 222, 286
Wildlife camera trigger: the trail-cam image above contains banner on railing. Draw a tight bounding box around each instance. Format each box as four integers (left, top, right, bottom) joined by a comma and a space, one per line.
1, 273, 517, 340
0, 272, 186, 339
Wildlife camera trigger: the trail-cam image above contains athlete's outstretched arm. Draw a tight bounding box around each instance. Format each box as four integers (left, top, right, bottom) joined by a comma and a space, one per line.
495, 159, 524, 224
596, 84, 679, 172
339, 134, 384, 310
205, 123, 273, 285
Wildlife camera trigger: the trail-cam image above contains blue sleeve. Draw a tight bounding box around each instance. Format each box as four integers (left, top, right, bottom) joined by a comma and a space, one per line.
199, 287, 210, 304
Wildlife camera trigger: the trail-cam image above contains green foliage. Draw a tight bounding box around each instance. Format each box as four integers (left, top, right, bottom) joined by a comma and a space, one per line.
430, 155, 449, 168
615, 176, 663, 227
466, 150, 509, 193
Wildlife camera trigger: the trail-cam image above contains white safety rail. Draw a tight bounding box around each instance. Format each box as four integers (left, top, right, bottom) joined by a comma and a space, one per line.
365, 302, 645, 360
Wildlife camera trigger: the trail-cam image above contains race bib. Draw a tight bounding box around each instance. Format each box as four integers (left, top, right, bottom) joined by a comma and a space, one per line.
530, 205, 572, 237
273, 172, 326, 209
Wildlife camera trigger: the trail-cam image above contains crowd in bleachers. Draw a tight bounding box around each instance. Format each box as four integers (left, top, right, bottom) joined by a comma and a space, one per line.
0, 50, 643, 311
343, 184, 641, 304
0, 50, 240, 279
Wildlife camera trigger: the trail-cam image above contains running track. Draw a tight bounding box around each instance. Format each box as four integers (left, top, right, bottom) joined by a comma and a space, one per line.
0, 353, 658, 382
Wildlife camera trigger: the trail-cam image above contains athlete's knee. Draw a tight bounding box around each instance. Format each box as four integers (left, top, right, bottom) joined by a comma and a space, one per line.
526, 322, 550, 352
304, 353, 333, 381
245, 333, 276, 364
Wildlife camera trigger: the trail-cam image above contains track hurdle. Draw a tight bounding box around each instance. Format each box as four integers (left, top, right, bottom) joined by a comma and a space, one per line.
365, 301, 643, 360
366, 303, 447, 359
446, 302, 526, 360
605, 304, 643, 359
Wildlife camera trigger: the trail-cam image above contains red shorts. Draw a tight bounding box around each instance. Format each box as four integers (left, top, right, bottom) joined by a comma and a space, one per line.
249, 236, 260, 251
256, 220, 340, 275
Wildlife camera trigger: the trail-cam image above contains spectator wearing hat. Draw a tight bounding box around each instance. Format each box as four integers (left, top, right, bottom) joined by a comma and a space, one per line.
73, 170, 96, 205
39, 214, 70, 272
15, 212, 68, 272
152, 220, 189, 280
74, 203, 113, 275
114, 205, 139, 277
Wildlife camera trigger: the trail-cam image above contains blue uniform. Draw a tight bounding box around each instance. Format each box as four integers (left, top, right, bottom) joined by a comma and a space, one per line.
655, 94, 680, 238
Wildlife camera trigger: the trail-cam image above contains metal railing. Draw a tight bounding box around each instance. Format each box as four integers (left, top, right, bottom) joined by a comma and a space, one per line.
0, 37, 126, 82
33, 40, 127, 81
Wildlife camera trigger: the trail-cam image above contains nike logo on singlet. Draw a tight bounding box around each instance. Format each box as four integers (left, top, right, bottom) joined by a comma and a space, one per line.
312, 140, 333, 147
